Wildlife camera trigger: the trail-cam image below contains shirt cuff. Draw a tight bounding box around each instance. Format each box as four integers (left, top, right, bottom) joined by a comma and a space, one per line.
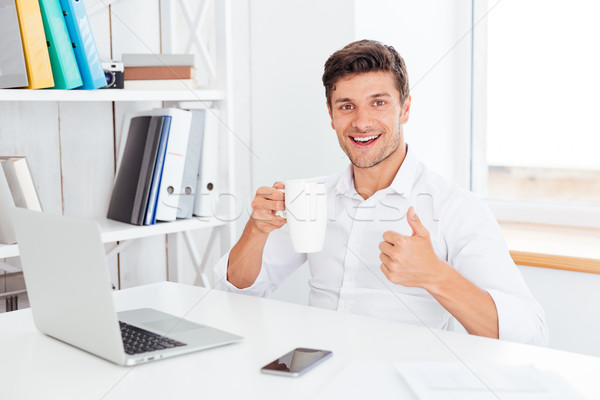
487, 288, 549, 346
212, 250, 270, 297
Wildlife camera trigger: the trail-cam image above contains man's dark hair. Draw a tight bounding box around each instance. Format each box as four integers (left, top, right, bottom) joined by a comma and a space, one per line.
322, 39, 410, 108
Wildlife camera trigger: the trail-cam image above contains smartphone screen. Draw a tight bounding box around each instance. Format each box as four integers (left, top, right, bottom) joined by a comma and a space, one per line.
260, 347, 332, 377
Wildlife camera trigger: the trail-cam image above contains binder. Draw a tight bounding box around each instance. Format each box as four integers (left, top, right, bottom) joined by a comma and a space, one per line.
14, 0, 54, 89
0, 156, 42, 211
107, 116, 168, 225
59, 0, 105, 89
143, 116, 172, 225
193, 109, 220, 217
152, 109, 191, 221
38, 0, 82, 89
177, 109, 206, 219
0, 0, 29, 88
0, 167, 17, 244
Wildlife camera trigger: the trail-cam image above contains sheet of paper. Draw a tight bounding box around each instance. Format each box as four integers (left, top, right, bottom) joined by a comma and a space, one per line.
395, 362, 584, 400
315, 361, 584, 400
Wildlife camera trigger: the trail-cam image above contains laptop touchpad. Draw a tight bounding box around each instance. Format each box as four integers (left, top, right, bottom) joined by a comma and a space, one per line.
144, 318, 207, 333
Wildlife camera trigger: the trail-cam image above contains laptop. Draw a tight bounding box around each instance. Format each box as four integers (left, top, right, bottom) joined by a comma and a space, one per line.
11, 208, 243, 366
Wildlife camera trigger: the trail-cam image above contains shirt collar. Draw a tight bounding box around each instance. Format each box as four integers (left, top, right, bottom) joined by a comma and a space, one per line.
334, 145, 419, 199
334, 164, 357, 198
388, 144, 418, 197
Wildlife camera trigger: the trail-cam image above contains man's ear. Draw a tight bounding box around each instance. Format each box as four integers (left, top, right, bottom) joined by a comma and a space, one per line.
327, 101, 335, 130
400, 95, 412, 124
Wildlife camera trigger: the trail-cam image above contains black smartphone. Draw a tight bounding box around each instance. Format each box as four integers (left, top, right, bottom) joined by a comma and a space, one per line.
260, 347, 333, 377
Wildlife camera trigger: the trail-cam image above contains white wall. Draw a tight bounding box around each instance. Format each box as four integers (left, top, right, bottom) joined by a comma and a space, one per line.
519, 265, 600, 357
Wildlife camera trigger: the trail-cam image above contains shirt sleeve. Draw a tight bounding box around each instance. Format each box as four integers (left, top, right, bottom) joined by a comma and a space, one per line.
213, 225, 308, 297
443, 194, 549, 346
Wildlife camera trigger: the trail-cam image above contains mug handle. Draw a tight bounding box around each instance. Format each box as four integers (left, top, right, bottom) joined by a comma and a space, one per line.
307, 183, 317, 221
275, 188, 286, 219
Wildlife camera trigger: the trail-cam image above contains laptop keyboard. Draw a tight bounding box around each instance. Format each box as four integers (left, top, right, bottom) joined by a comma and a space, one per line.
119, 321, 187, 355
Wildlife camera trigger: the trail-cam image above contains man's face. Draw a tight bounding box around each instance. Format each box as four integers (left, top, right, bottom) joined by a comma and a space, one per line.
327, 71, 411, 169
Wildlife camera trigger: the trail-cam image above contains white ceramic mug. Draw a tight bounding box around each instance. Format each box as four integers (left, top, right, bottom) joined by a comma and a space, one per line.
278, 178, 327, 253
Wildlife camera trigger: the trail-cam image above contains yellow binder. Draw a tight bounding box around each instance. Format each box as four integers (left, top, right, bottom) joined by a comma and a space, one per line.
14, 0, 54, 89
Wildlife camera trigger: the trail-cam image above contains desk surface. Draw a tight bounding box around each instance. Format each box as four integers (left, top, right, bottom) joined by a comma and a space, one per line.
1, 282, 599, 399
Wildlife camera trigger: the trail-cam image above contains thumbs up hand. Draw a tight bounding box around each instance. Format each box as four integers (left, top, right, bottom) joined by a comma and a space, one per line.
379, 206, 449, 290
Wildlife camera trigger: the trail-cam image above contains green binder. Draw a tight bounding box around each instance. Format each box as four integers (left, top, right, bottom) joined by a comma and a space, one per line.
38, 0, 82, 89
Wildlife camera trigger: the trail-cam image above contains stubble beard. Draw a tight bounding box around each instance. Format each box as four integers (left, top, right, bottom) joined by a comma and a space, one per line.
344, 122, 402, 169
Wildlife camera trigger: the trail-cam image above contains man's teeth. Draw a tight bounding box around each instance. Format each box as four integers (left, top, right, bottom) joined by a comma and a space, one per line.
353, 135, 378, 142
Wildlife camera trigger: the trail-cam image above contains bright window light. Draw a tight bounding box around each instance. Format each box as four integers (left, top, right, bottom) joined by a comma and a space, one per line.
476, 0, 600, 207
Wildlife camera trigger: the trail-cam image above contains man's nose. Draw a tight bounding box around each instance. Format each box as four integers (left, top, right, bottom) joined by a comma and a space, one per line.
352, 107, 375, 132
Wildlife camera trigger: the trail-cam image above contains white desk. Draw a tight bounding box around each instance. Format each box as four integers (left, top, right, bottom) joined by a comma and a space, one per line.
1, 282, 599, 399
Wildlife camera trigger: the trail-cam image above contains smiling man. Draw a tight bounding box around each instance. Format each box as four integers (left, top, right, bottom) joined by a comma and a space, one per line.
216, 40, 548, 345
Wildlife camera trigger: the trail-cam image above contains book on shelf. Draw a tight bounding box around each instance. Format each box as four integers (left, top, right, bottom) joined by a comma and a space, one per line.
0, 156, 43, 219
193, 108, 220, 218
122, 53, 195, 67
122, 53, 197, 90
123, 79, 198, 90
0, 0, 29, 88
107, 116, 171, 225
14, 0, 54, 89
38, 0, 82, 89
124, 66, 194, 81
59, 0, 105, 89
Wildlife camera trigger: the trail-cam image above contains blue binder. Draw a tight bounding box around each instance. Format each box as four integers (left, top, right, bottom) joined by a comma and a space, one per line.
144, 116, 172, 225
38, 0, 82, 89
59, 0, 105, 89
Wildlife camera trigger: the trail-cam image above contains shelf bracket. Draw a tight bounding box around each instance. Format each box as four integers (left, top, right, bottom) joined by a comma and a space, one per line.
183, 229, 215, 288
105, 240, 134, 259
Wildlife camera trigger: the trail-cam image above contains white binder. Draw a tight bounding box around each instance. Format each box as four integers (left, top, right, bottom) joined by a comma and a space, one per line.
193, 109, 220, 218
176, 109, 206, 219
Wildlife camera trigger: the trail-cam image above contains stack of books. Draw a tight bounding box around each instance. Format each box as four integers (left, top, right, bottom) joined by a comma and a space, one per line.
0, 156, 42, 244
0, 0, 105, 90
107, 107, 219, 226
122, 53, 197, 90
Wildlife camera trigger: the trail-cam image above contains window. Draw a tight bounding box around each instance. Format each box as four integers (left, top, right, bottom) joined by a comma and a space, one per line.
471, 0, 600, 226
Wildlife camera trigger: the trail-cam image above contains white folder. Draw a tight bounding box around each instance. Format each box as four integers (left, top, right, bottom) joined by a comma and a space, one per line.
193, 109, 220, 218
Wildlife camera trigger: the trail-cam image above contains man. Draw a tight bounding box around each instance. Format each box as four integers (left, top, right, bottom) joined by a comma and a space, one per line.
215, 40, 548, 345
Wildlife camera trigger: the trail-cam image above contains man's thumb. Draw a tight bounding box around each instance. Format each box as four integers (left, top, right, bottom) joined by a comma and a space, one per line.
407, 206, 427, 237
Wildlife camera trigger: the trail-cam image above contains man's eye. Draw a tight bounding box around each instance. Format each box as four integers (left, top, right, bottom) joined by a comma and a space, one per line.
373, 100, 386, 106
340, 104, 354, 110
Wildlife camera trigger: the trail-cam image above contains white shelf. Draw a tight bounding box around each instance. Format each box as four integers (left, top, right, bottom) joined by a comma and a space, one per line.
0, 89, 226, 102
0, 217, 226, 259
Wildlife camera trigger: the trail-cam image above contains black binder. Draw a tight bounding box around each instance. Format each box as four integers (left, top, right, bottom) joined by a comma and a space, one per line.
107, 116, 168, 225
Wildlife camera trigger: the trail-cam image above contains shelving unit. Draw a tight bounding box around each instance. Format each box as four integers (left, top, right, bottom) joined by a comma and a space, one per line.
0, 0, 236, 291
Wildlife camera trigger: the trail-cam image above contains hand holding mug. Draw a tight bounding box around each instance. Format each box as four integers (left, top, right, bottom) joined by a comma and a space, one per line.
249, 181, 287, 235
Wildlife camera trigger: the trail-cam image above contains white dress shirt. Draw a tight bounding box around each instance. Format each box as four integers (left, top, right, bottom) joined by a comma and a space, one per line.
214, 147, 549, 345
